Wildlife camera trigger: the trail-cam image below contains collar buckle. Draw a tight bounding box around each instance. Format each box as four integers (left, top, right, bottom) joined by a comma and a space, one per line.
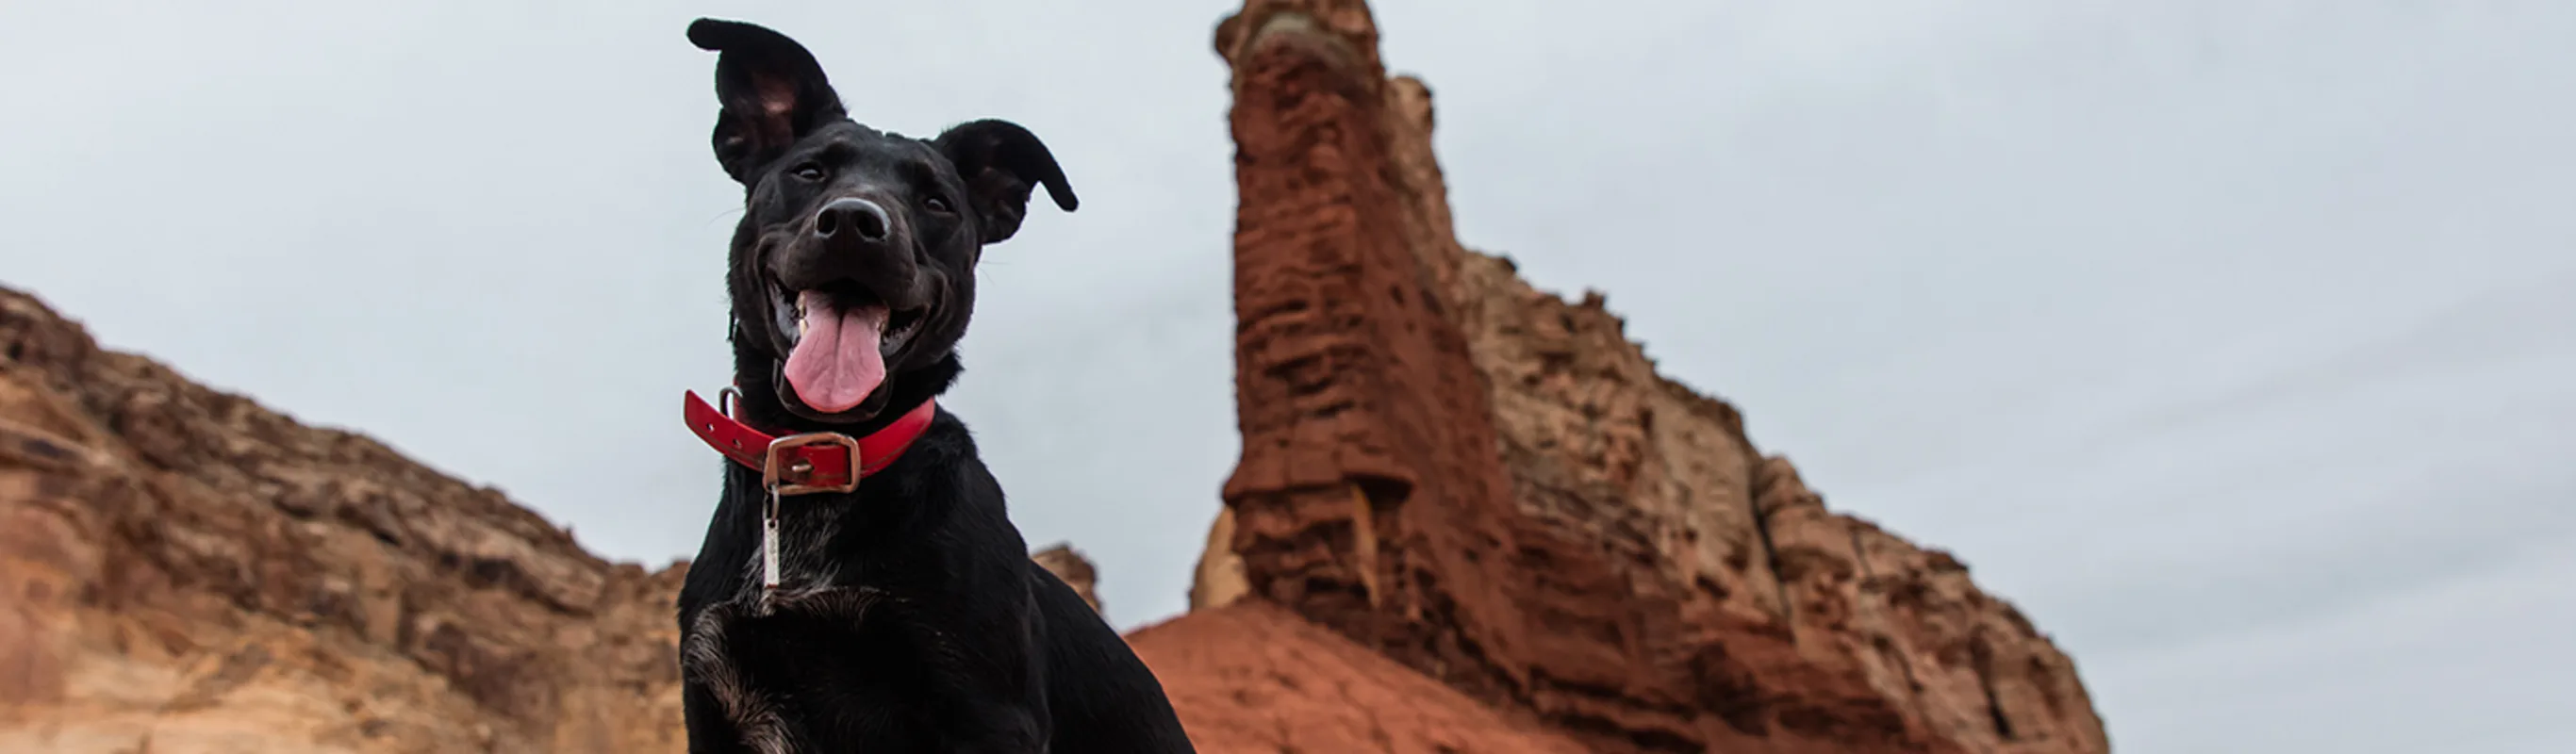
763, 432, 864, 495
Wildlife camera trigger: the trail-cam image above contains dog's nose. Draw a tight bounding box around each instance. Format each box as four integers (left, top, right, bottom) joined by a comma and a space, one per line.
814, 197, 891, 244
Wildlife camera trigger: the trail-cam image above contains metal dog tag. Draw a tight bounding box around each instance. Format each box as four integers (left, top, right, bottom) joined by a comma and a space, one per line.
761, 485, 783, 590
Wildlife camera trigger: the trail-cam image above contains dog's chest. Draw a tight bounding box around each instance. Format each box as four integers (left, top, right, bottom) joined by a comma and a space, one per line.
678, 483, 975, 749
682, 580, 912, 753
739, 500, 854, 601
684, 508, 897, 696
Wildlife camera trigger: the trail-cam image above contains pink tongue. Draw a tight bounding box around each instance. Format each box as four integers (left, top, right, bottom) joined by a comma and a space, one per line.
783, 290, 888, 415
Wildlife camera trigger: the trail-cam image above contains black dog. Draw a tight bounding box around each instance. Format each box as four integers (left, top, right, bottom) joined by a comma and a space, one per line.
671, 18, 1194, 754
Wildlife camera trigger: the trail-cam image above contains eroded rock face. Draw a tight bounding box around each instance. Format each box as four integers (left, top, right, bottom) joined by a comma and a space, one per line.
1214, 0, 1537, 702
0, 287, 689, 753
1187, 507, 1249, 612
1207, 2, 2108, 752
1031, 542, 1104, 615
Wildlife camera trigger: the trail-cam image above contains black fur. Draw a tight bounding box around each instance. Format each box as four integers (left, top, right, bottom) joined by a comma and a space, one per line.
674, 17, 1193, 753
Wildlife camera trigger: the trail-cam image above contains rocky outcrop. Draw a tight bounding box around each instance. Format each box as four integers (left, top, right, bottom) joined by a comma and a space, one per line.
1203, 1, 2108, 753
0, 288, 688, 753
1214, 1, 1535, 714
1031, 543, 1103, 614
1187, 508, 1248, 612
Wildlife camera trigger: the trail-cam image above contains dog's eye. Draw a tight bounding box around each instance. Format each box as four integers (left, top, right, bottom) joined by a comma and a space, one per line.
790, 164, 827, 182
924, 195, 955, 215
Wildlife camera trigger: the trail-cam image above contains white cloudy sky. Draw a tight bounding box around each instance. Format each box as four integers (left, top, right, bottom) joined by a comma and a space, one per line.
4, 0, 2570, 751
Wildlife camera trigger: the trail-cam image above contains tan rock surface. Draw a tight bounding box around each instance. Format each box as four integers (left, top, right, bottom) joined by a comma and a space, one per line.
0, 287, 688, 754
1205, 1, 2108, 752
1031, 542, 1104, 614
1186, 507, 1248, 612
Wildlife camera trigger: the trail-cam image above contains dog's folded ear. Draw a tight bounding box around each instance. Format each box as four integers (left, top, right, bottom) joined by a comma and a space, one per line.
931, 120, 1078, 245
688, 18, 847, 183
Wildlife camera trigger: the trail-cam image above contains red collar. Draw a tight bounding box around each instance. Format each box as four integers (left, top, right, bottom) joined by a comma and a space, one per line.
682, 388, 938, 495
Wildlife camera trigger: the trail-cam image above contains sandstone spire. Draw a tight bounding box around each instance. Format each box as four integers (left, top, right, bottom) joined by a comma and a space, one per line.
1201, 1, 2109, 751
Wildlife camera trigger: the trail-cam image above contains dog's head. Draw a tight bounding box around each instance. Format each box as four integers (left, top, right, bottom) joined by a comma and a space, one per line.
689, 18, 1076, 425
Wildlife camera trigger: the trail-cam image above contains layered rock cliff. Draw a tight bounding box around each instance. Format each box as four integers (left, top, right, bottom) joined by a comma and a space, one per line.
1197, 1, 2107, 752
0, 290, 689, 753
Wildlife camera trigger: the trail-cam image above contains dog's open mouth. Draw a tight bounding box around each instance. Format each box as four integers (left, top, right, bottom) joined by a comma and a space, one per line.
770, 280, 927, 415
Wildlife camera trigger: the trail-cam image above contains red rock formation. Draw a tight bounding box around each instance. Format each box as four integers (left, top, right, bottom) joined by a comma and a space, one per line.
1214, 0, 1539, 710
1204, 1, 2108, 752
1129, 601, 1589, 754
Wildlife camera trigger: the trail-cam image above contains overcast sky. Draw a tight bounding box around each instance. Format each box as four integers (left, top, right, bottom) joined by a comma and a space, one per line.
5, 0, 2571, 751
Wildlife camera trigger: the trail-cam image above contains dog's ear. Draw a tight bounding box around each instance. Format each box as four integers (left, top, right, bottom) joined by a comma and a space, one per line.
687, 18, 847, 183
932, 120, 1078, 245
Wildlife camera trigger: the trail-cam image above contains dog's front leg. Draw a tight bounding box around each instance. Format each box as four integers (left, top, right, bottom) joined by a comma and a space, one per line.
923, 628, 1050, 754
682, 679, 756, 754
681, 602, 805, 754
909, 576, 1053, 752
